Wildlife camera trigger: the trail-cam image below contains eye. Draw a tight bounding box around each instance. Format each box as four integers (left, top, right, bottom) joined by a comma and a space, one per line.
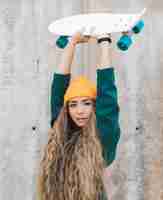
84, 101, 92, 106
69, 103, 76, 108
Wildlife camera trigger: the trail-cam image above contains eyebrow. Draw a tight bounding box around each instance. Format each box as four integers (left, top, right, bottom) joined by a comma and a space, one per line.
69, 99, 91, 104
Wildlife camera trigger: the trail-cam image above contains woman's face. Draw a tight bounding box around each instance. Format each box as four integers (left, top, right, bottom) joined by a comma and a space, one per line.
68, 96, 94, 127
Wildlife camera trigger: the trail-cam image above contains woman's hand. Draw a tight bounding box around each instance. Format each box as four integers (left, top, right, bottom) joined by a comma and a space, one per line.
70, 31, 94, 45
70, 26, 113, 45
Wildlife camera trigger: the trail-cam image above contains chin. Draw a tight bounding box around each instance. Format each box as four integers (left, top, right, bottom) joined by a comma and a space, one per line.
74, 121, 85, 127
76, 123, 85, 127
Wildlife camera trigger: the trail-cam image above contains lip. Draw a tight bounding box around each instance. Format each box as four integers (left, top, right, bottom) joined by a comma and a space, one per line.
76, 118, 88, 122
77, 118, 88, 120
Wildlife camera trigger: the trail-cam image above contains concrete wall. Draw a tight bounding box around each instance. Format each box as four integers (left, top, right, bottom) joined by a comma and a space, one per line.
0, 0, 163, 200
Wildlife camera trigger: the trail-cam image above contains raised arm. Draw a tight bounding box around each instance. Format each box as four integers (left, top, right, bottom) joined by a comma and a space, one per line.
95, 36, 121, 166
51, 38, 77, 127
51, 33, 92, 127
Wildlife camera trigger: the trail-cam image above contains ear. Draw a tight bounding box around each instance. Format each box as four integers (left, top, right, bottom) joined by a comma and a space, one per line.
64, 103, 69, 113
93, 100, 96, 108
64, 106, 68, 113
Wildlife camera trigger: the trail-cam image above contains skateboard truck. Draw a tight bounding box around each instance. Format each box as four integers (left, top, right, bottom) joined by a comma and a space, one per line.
117, 20, 144, 51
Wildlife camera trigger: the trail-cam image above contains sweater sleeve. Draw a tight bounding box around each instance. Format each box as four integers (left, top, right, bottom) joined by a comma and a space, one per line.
96, 67, 120, 166
50, 73, 70, 127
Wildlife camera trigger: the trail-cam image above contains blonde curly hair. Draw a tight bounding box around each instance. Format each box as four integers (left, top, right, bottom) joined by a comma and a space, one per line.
36, 103, 107, 200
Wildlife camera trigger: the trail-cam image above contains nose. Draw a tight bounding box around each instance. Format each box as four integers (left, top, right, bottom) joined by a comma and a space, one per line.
76, 104, 85, 114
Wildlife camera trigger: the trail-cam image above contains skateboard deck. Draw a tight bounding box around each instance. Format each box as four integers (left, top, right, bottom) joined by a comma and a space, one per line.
48, 8, 146, 36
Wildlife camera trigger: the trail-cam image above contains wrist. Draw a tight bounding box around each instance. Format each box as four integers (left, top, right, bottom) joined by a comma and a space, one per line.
97, 37, 112, 44
97, 33, 112, 45
69, 38, 78, 47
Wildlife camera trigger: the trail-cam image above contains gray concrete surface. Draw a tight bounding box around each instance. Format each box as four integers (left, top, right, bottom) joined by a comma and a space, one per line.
0, 0, 163, 200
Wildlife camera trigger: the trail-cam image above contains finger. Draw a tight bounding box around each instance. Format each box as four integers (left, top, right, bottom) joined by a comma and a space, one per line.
81, 37, 89, 43
84, 35, 91, 39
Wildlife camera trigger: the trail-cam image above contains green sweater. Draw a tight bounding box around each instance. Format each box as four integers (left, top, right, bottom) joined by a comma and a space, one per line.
50, 67, 120, 199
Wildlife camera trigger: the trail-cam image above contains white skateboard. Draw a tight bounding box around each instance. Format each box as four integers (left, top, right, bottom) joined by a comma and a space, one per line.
48, 8, 146, 50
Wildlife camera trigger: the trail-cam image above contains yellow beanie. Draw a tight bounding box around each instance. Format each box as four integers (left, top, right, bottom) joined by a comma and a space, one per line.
64, 75, 97, 104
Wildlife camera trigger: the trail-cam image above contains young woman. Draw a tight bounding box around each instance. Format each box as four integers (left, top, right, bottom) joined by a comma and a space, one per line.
36, 32, 120, 200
